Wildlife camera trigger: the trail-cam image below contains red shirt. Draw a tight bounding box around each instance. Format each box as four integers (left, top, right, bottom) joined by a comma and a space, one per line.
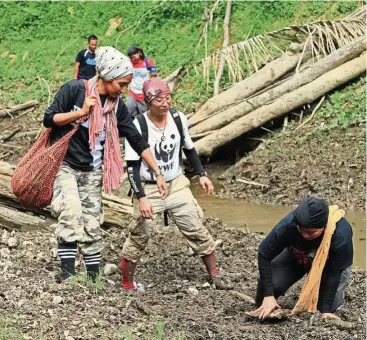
129, 57, 157, 101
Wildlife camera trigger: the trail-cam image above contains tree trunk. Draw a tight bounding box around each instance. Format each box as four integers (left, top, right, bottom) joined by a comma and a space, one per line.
0, 204, 49, 230
0, 161, 133, 230
213, 0, 232, 96
188, 51, 312, 127
194, 53, 366, 157
190, 37, 366, 135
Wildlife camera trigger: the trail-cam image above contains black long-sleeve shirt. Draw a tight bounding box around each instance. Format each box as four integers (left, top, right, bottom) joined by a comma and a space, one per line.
258, 211, 353, 313
44, 79, 149, 171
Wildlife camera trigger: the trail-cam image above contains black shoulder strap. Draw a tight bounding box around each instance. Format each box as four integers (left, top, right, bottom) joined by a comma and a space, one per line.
170, 108, 185, 167
169, 108, 185, 150
136, 114, 149, 142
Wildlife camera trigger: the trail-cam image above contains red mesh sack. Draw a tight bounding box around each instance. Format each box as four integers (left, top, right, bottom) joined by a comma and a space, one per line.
11, 126, 79, 208
12, 80, 88, 208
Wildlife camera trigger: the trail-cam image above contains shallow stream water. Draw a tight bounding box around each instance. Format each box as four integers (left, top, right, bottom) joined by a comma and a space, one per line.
191, 181, 366, 269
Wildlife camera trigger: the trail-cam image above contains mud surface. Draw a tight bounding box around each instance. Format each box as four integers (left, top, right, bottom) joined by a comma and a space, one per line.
0, 219, 365, 339
218, 125, 365, 210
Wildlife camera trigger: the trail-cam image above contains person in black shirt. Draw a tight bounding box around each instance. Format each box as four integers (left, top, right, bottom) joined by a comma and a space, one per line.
74, 35, 98, 80
45, 46, 167, 283
248, 197, 353, 320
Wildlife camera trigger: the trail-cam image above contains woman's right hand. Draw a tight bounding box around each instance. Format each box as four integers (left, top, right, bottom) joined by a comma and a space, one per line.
81, 95, 97, 117
139, 197, 153, 219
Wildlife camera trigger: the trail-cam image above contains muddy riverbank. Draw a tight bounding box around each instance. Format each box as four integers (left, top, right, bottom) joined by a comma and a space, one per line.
0, 218, 365, 339
218, 125, 365, 210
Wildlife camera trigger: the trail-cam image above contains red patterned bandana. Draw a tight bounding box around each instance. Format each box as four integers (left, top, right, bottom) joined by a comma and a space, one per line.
142, 78, 171, 103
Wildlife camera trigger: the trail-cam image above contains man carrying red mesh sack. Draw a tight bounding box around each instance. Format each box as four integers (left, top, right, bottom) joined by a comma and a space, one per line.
42, 46, 167, 282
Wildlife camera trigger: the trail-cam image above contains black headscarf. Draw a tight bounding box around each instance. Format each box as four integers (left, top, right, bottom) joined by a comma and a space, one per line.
294, 197, 329, 229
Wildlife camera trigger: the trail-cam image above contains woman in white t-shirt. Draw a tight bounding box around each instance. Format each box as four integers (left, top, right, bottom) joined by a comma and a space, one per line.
121, 78, 233, 291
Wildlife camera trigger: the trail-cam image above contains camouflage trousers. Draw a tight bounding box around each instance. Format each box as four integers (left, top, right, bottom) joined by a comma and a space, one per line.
50, 163, 104, 255
122, 175, 215, 263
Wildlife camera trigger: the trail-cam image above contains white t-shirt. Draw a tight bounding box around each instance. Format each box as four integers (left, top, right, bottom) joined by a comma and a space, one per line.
125, 111, 194, 181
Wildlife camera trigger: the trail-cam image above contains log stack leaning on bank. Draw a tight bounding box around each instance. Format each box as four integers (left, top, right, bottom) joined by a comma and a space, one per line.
0, 161, 133, 230
188, 36, 366, 158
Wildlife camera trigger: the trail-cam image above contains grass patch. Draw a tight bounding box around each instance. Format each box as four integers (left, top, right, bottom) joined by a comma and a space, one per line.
318, 77, 366, 128
0, 1, 360, 112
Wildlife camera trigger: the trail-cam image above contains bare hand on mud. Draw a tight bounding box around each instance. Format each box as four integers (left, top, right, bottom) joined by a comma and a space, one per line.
247, 296, 280, 320
156, 176, 168, 199
321, 313, 341, 320
200, 176, 214, 195
139, 197, 153, 218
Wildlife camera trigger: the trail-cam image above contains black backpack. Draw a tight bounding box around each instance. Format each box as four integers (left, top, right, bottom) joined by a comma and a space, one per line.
136, 108, 185, 165
133, 108, 185, 226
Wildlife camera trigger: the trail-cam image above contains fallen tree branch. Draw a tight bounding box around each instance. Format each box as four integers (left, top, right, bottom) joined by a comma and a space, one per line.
236, 178, 269, 188
0, 143, 21, 150
260, 127, 276, 134
12, 130, 39, 139
0, 128, 22, 142
15, 107, 35, 119
229, 290, 256, 304
324, 318, 356, 330
0, 101, 39, 118
164, 66, 187, 92
295, 95, 325, 130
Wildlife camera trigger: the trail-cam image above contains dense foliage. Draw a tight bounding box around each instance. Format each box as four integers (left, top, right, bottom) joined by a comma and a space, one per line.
0, 1, 361, 111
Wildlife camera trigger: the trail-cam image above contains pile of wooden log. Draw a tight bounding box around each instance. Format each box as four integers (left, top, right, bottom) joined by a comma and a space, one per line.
0, 161, 133, 230
188, 37, 366, 158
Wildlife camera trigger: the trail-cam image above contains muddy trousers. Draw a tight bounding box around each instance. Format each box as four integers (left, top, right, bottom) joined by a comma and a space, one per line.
255, 249, 351, 312
122, 175, 216, 262
121, 175, 218, 290
51, 163, 104, 279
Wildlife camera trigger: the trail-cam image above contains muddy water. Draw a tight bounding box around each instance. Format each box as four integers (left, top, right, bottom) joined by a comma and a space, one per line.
191, 182, 366, 269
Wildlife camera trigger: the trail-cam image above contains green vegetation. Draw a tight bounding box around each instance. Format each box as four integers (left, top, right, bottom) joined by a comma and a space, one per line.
318, 77, 366, 128
68, 270, 105, 292
0, 0, 361, 111
0, 320, 24, 340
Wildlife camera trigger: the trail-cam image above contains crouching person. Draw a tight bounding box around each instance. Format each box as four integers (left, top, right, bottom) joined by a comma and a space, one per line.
248, 197, 353, 320
121, 78, 233, 291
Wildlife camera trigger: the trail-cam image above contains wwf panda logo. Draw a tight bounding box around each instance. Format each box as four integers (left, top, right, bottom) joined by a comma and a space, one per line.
155, 133, 176, 163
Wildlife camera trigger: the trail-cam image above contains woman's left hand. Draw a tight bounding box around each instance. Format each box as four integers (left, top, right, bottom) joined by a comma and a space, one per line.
199, 176, 214, 195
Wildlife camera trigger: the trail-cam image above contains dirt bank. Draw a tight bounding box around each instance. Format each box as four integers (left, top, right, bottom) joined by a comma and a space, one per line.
0, 218, 365, 339
218, 124, 365, 210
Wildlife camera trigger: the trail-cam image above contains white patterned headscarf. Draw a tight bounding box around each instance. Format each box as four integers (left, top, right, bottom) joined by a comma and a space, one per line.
95, 46, 133, 81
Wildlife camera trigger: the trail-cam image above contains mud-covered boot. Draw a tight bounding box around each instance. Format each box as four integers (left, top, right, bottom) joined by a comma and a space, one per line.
202, 250, 234, 290
121, 257, 136, 291
211, 276, 234, 290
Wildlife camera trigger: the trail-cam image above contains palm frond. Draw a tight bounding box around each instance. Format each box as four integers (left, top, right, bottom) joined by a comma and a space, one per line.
188, 6, 366, 86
